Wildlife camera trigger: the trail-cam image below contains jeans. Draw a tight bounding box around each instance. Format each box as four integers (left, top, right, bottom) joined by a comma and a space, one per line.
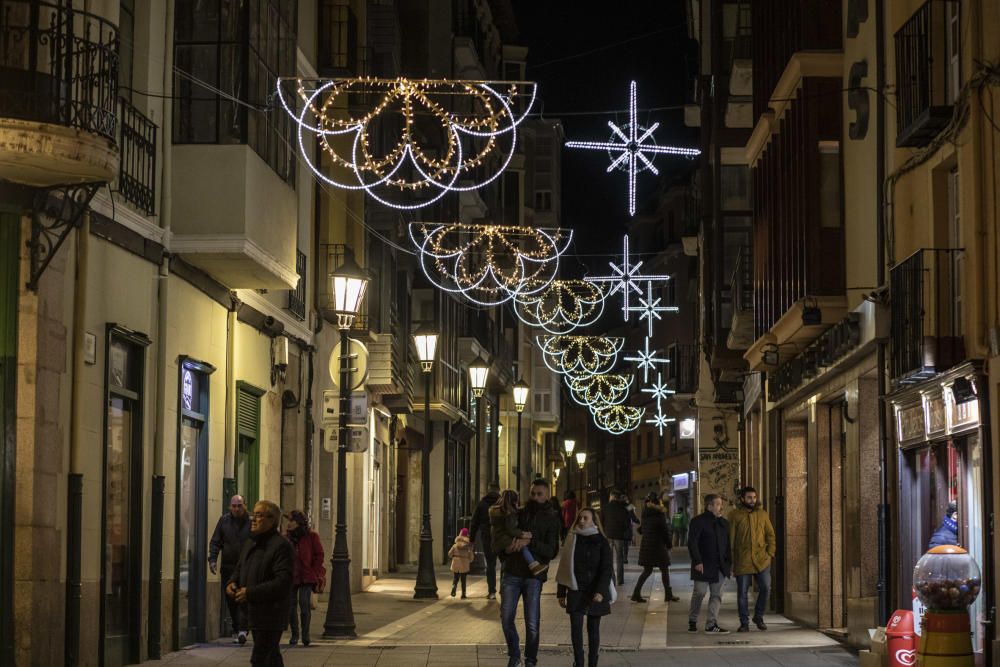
688, 573, 726, 627
736, 567, 771, 625
250, 628, 284, 666
451, 572, 467, 596
485, 551, 498, 595
609, 539, 626, 585
632, 566, 671, 597
500, 574, 542, 663
288, 584, 312, 643
220, 567, 245, 634
570, 613, 601, 667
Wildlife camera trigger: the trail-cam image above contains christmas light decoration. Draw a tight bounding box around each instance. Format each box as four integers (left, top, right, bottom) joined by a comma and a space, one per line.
585, 236, 671, 319
565, 373, 632, 410
277, 77, 536, 210
565, 81, 700, 215
513, 279, 606, 334
537, 335, 624, 377
640, 372, 675, 403
628, 280, 679, 337
410, 223, 572, 306
624, 337, 670, 384
646, 408, 676, 436
592, 404, 645, 435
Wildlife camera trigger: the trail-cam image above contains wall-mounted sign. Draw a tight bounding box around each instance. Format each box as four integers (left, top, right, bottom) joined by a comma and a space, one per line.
897, 403, 924, 444
672, 473, 689, 491
323, 389, 368, 426
679, 418, 696, 439
181, 368, 195, 411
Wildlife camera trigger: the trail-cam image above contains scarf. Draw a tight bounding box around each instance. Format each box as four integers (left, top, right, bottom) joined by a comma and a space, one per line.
555, 526, 617, 604
943, 515, 958, 534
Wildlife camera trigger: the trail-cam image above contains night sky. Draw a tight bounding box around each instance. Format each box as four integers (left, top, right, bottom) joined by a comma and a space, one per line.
510, 1, 698, 274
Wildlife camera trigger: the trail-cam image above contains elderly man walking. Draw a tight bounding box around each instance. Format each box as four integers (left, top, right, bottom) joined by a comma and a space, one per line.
729, 486, 776, 632
687, 494, 731, 634
227, 500, 293, 666
600, 490, 630, 586
209, 494, 251, 643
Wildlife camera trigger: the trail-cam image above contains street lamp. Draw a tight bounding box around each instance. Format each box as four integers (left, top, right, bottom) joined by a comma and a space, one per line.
323, 249, 369, 639
575, 451, 587, 497
513, 378, 529, 493
412, 324, 440, 600
564, 438, 576, 457
469, 356, 489, 497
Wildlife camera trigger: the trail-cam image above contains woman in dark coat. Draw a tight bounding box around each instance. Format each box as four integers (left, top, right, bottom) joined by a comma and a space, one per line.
630, 493, 679, 602
557, 507, 614, 667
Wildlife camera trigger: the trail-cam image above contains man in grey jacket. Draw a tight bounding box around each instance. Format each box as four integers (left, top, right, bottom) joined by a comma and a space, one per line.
209, 494, 250, 643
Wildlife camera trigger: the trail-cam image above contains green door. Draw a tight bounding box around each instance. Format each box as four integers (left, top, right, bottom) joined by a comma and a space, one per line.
0, 212, 19, 666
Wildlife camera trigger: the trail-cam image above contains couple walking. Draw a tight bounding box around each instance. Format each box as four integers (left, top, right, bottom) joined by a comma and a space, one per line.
687, 487, 776, 634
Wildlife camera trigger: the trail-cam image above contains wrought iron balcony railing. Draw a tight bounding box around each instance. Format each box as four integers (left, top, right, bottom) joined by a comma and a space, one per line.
731, 245, 753, 314
890, 248, 965, 385
894, 0, 960, 147
666, 343, 699, 395
117, 96, 156, 215
0, 0, 118, 142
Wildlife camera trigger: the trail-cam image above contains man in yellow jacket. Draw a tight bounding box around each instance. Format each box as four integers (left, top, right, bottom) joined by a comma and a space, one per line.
728, 486, 776, 632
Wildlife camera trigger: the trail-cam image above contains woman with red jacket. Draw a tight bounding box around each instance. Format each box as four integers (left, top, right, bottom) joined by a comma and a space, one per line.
284, 510, 325, 646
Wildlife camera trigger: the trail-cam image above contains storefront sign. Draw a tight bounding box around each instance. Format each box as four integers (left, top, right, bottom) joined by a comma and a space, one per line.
948, 396, 980, 432
925, 395, 946, 435
897, 404, 925, 444
672, 473, 689, 491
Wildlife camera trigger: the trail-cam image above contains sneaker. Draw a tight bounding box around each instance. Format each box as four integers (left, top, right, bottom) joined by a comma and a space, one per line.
528, 560, 548, 576
231, 635, 240, 645
665, 591, 680, 602
506, 658, 521, 667
237, 631, 247, 645
289, 637, 298, 646
737, 624, 750, 633
753, 617, 768, 631
705, 625, 730, 634
487, 593, 497, 600
302, 639, 310, 647
687, 622, 698, 633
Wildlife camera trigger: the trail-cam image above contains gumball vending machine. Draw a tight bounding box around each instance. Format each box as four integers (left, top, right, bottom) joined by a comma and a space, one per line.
912, 545, 982, 667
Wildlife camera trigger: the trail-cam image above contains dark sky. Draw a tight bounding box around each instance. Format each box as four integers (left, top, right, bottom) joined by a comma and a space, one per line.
510, 1, 698, 273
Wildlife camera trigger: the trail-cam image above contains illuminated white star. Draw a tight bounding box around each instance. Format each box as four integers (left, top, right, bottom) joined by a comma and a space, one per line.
585, 236, 671, 319
646, 408, 676, 436
565, 81, 700, 216
628, 281, 679, 336
641, 372, 675, 404
624, 337, 669, 384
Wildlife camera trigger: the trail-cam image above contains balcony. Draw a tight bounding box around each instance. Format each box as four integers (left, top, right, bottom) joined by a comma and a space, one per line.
666, 343, 699, 395
0, 0, 119, 187
890, 248, 965, 386
894, 0, 960, 148
170, 144, 298, 290
116, 97, 156, 215
727, 246, 754, 351
367, 332, 414, 414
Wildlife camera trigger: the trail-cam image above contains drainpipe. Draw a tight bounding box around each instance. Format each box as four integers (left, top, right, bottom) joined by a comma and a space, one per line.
224, 303, 237, 485
875, 0, 891, 626
148, 0, 174, 655
65, 212, 89, 667
304, 346, 315, 521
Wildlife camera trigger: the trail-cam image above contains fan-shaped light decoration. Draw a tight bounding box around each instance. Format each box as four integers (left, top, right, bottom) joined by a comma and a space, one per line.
537, 335, 624, 377
565, 373, 633, 410
278, 77, 536, 210
410, 223, 572, 306
585, 236, 671, 319
513, 279, 606, 334
592, 405, 645, 435
565, 81, 700, 216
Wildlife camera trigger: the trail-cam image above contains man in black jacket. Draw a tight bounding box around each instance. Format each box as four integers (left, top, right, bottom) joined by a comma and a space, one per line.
209, 494, 251, 643
468, 482, 501, 599
499, 479, 561, 667
687, 494, 732, 634
601, 490, 630, 585
227, 500, 294, 665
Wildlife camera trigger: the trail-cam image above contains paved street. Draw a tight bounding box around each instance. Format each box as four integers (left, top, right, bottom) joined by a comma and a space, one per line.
151, 550, 859, 666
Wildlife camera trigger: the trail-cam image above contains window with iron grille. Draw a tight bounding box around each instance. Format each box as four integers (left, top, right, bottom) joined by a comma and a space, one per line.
173, 0, 297, 185
287, 249, 306, 320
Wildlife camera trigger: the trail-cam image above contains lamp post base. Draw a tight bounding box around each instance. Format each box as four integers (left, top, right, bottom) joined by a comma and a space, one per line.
322, 531, 357, 638
413, 525, 438, 599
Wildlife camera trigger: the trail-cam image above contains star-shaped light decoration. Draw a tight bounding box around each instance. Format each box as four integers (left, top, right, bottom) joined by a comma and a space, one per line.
624, 337, 670, 384
585, 236, 670, 319
628, 281, 679, 337
565, 81, 700, 215
646, 408, 676, 436
640, 372, 675, 404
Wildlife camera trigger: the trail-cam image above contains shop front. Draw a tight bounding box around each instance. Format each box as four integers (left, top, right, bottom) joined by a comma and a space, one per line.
890, 363, 993, 660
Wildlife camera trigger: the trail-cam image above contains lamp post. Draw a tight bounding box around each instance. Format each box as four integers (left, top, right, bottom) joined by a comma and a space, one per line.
513, 378, 529, 493
469, 356, 489, 491
413, 325, 440, 599
323, 249, 369, 639
575, 450, 587, 500
564, 438, 576, 497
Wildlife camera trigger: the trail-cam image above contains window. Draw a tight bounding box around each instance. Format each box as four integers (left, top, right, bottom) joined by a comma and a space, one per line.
502, 171, 521, 226
535, 190, 552, 211
173, 0, 297, 184
318, 0, 358, 74
819, 142, 842, 228
533, 391, 551, 414
235, 382, 264, 508
948, 168, 964, 337
720, 165, 750, 210
287, 249, 306, 320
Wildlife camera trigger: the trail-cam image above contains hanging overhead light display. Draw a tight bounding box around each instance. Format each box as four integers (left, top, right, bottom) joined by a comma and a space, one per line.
585, 236, 671, 319
646, 408, 676, 436
409, 222, 572, 306
624, 337, 670, 384
628, 280, 679, 337
565, 80, 700, 215
513, 279, 606, 334
640, 371, 676, 436
565, 373, 633, 410
277, 77, 536, 210
537, 335, 624, 377
592, 404, 645, 435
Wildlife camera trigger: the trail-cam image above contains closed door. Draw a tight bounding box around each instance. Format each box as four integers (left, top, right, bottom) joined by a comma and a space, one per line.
105, 396, 136, 665
178, 417, 207, 644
